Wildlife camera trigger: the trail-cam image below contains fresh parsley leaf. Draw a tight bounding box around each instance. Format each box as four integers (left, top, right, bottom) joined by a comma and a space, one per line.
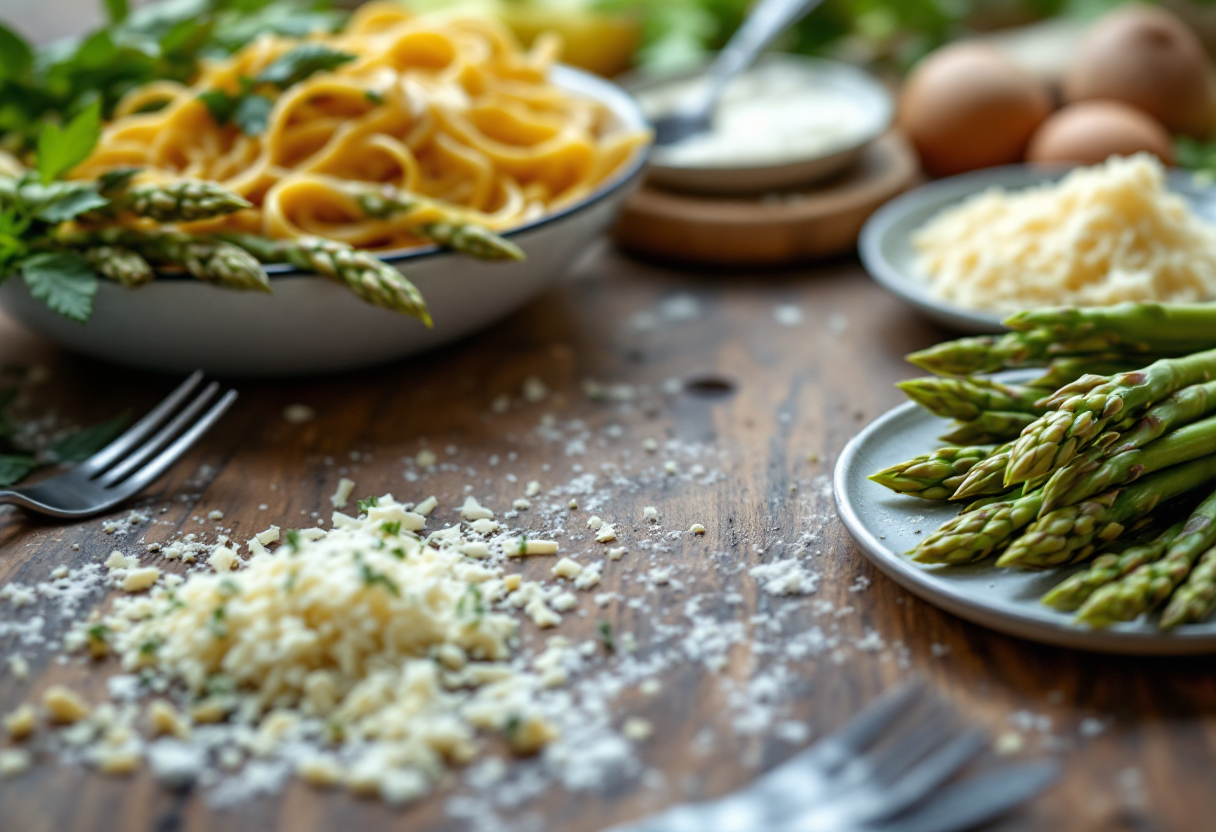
597, 620, 616, 653
45, 412, 129, 463
0, 24, 33, 82
232, 92, 273, 135
256, 43, 354, 88
0, 454, 38, 486
359, 562, 400, 597
20, 251, 99, 323
36, 99, 102, 184
364, 90, 384, 104
284, 528, 301, 552
197, 89, 238, 124
357, 495, 380, 514
380, 520, 402, 536
104, 0, 130, 27
0, 209, 32, 274
21, 181, 109, 223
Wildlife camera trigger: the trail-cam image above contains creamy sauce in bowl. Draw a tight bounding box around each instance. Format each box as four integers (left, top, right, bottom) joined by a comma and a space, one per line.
629, 55, 892, 194
637, 57, 889, 171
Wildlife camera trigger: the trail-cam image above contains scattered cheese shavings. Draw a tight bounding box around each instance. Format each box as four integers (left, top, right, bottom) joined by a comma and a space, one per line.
122, 567, 160, 593
330, 478, 355, 508
459, 496, 495, 521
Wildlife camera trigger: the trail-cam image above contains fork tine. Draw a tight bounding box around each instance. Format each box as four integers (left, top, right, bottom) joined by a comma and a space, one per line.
842, 728, 988, 828
76, 371, 205, 476
97, 383, 220, 486
107, 390, 237, 497
863, 761, 1061, 832
797, 681, 925, 776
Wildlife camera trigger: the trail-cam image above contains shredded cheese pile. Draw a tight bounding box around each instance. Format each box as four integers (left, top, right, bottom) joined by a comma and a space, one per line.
914, 154, 1216, 312
67, 494, 569, 804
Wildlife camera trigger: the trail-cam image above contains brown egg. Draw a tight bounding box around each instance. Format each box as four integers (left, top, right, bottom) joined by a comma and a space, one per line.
1064, 5, 1212, 136
899, 43, 1054, 177
1027, 100, 1175, 165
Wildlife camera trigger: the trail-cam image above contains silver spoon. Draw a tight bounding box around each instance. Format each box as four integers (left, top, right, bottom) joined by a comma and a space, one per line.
651, 0, 826, 147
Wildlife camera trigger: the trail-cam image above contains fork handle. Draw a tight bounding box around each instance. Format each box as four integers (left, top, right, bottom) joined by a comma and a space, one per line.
0, 490, 76, 518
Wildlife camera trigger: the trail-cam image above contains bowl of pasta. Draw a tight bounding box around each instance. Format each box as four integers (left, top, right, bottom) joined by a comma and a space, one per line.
0, 3, 651, 376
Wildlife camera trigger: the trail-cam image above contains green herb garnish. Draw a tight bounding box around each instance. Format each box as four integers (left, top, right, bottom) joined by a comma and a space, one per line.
597, 620, 616, 653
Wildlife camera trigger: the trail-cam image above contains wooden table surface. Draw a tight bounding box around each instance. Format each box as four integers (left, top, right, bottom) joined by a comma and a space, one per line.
1, 238, 1213, 832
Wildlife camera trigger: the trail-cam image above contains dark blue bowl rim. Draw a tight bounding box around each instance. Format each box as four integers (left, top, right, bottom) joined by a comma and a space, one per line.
156, 64, 652, 281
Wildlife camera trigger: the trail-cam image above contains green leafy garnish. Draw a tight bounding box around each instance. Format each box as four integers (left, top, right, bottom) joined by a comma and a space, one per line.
503, 714, 522, 743
21, 251, 99, 323
208, 605, 229, 639
456, 584, 486, 621
36, 101, 102, 185
359, 562, 400, 596
390, 546, 407, 560
218, 577, 241, 597
196, 44, 354, 135
87, 622, 111, 642
357, 495, 380, 514
284, 528, 301, 552
380, 520, 402, 536
139, 634, 164, 655
256, 43, 354, 87
0, 455, 38, 486
44, 412, 128, 463
597, 620, 616, 653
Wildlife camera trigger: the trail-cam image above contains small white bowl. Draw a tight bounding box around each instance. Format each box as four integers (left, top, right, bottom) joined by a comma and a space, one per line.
0, 66, 650, 377
859, 163, 1216, 333
629, 54, 893, 195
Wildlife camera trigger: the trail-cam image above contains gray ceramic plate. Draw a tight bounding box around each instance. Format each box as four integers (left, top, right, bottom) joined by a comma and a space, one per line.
834, 386, 1216, 654
858, 165, 1216, 334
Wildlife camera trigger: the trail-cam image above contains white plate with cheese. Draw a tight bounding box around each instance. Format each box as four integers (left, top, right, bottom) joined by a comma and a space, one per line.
858, 162, 1216, 333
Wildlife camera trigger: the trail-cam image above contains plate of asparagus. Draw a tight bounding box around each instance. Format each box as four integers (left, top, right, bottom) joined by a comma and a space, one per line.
835, 302, 1216, 654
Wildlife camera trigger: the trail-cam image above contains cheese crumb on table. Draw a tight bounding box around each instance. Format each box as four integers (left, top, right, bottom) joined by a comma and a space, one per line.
147, 700, 191, 739
525, 480, 541, 497
44, 686, 90, 724
689, 523, 706, 535
3, 704, 36, 740
208, 510, 224, 521
552, 558, 584, 580
413, 495, 437, 516
282, 404, 315, 423
623, 717, 653, 741
595, 524, 617, 543
0, 748, 31, 779
208, 547, 238, 573
459, 496, 495, 521
330, 478, 355, 508
643, 506, 659, 523
105, 551, 137, 571
607, 547, 627, 561
415, 449, 437, 468
122, 567, 161, 593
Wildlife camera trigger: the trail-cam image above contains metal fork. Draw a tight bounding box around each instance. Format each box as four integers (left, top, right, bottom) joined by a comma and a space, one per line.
610, 682, 1060, 832
0, 372, 237, 518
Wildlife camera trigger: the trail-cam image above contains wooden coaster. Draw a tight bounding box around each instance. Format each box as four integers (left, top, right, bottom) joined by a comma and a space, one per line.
612, 131, 921, 267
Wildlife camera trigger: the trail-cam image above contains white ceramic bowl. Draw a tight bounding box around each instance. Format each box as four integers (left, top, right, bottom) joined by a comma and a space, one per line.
0, 66, 650, 377
628, 55, 893, 196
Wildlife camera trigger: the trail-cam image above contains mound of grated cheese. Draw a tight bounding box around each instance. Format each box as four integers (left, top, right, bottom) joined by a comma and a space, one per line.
79, 495, 565, 804
913, 154, 1216, 312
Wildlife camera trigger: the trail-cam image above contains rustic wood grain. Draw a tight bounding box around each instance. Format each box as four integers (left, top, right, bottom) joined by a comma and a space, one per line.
0, 241, 1212, 832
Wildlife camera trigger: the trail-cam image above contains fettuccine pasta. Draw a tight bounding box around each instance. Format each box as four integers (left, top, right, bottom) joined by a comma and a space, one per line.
73, 2, 648, 250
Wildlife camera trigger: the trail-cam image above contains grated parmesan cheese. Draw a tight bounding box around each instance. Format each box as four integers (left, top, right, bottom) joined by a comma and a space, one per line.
915, 155, 1216, 312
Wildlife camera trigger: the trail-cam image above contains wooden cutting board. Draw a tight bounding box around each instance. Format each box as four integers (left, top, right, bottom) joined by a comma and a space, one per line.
613, 131, 920, 267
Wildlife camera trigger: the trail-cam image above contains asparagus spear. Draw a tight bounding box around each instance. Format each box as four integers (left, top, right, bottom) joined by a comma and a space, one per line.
1041, 414, 1216, 513
1039, 380, 1216, 512
221, 233, 430, 323
81, 246, 154, 288
1077, 485, 1216, 627
109, 180, 252, 222
896, 377, 1046, 421
1160, 545, 1216, 628
997, 456, 1216, 569
1041, 521, 1187, 611
353, 188, 524, 261
1006, 303, 1216, 351
906, 330, 1114, 377
1029, 355, 1163, 391
869, 445, 997, 500
951, 447, 1013, 500
60, 228, 270, 292
911, 489, 1043, 564
940, 411, 1037, 445
1006, 350, 1216, 485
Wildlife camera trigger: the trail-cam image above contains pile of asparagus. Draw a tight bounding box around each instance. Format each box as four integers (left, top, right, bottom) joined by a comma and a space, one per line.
869, 303, 1216, 630
2, 169, 524, 323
